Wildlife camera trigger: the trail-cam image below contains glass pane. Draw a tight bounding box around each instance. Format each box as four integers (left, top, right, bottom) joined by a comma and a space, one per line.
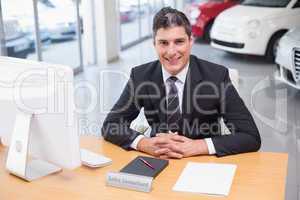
120, 0, 139, 46
29, 0, 81, 69
163, 0, 175, 7
1, 0, 36, 60
140, 0, 151, 38
150, 0, 164, 35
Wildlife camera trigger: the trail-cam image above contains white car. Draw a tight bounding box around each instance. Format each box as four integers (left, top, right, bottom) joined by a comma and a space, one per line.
3, 0, 77, 42
40, 9, 77, 41
275, 28, 300, 89
40, 0, 77, 41
210, 0, 300, 61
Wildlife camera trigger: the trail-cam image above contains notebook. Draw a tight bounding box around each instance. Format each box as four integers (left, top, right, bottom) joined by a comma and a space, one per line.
173, 162, 237, 196
120, 156, 169, 178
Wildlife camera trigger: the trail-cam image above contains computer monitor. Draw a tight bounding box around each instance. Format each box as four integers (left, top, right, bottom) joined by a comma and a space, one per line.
0, 56, 81, 181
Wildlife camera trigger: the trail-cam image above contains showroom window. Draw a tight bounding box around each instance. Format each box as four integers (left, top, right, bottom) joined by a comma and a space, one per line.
120, 0, 176, 50
0, 0, 84, 73
0, 0, 35, 59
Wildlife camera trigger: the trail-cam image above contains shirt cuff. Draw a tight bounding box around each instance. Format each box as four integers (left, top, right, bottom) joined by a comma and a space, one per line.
204, 138, 216, 155
130, 135, 145, 150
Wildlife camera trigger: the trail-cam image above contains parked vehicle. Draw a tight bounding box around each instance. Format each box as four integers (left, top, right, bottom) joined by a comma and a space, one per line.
3, 0, 77, 43
186, 0, 240, 41
210, 0, 300, 61
4, 19, 31, 58
120, 5, 137, 23
26, 28, 51, 52
275, 28, 300, 89
40, 0, 77, 41
15, 15, 51, 51
41, 12, 77, 42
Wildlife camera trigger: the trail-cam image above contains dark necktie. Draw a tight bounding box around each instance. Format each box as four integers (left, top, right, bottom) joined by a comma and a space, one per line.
167, 76, 181, 132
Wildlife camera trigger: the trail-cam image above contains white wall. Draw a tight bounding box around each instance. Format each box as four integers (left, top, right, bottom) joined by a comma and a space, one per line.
82, 0, 96, 65
82, 0, 120, 65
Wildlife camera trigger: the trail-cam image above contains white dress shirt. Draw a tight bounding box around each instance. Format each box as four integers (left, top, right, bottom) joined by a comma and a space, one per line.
130, 63, 216, 155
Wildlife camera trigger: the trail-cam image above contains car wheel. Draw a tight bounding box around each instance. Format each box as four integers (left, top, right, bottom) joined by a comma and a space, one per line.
266, 31, 286, 62
204, 21, 213, 43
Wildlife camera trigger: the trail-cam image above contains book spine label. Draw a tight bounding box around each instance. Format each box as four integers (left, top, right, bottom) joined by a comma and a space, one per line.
106, 172, 153, 192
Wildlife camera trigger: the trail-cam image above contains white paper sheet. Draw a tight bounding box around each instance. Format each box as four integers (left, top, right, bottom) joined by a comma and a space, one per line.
173, 162, 237, 196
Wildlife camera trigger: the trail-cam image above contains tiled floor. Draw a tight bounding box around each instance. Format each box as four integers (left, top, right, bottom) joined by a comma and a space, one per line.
76, 39, 300, 200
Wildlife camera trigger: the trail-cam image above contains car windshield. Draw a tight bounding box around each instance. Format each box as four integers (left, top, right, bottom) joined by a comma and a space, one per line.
241, 0, 291, 7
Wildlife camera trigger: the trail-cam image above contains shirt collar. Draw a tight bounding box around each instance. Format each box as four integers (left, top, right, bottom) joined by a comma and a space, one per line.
161, 61, 189, 84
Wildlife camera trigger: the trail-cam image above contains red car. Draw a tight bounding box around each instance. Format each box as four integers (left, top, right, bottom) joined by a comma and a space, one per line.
186, 0, 240, 41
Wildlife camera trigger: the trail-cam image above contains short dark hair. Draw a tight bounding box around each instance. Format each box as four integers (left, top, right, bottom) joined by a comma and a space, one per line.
152, 7, 192, 39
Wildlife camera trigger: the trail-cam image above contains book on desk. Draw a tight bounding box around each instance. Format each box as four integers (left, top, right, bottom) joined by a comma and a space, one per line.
120, 156, 169, 178
106, 156, 168, 192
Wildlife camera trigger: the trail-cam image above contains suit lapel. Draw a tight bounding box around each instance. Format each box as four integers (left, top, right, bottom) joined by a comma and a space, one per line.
182, 55, 203, 125
147, 62, 167, 125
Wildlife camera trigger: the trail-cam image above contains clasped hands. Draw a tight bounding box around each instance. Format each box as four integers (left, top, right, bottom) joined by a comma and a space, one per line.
137, 132, 209, 159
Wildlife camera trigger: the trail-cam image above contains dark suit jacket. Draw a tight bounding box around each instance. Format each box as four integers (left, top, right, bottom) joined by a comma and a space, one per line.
102, 55, 261, 157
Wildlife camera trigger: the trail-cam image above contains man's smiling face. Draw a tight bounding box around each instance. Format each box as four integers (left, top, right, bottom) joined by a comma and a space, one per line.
154, 26, 193, 75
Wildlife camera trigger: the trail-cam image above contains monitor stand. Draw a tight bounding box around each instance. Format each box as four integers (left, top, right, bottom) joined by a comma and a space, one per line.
5, 111, 62, 181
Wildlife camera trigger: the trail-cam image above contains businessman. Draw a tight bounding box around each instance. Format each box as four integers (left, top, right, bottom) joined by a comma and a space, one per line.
102, 7, 261, 158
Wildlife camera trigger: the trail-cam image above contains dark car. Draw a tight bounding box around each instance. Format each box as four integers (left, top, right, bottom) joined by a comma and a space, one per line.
4, 19, 31, 58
